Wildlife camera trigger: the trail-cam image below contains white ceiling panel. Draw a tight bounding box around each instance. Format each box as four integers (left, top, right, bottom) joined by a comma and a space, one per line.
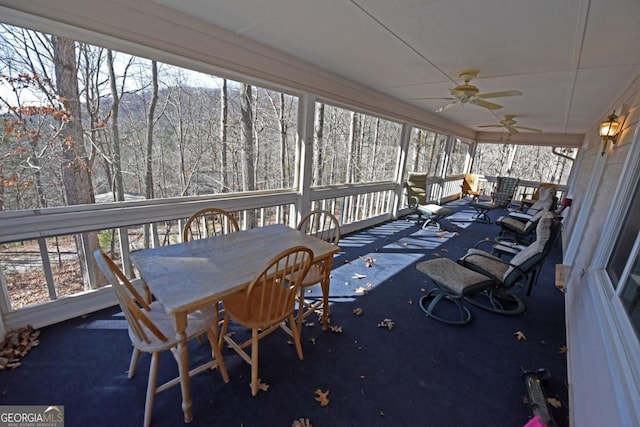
157, 0, 640, 138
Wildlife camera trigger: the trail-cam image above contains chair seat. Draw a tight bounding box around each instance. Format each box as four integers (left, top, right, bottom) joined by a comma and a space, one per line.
416, 204, 454, 231
222, 285, 290, 330
416, 258, 492, 296
299, 264, 325, 287
131, 303, 219, 353
416, 258, 493, 325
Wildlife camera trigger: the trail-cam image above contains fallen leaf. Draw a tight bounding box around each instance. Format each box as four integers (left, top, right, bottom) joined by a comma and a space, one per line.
546, 397, 562, 408
286, 340, 294, 345
379, 411, 385, 416
420, 288, 426, 293
377, 318, 395, 330
343, 260, 351, 264
329, 325, 343, 333
441, 248, 449, 252
433, 252, 440, 257
355, 287, 368, 295
314, 389, 330, 406
352, 273, 367, 279
256, 379, 269, 392
514, 331, 527, 341
292, 418, 312, 427
407, 299, 413, 305
352, 307, 364, 316
309, 337, 316, 346
558, 346, 568, 354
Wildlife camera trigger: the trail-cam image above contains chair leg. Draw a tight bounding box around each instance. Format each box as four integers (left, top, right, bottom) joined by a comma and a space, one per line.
250, 329, 259, 396
219, 313, 231, 349
144, 352, 160, 427
128, 347, 141, 378
288, 313, 304, 360
205, 328, 229, 383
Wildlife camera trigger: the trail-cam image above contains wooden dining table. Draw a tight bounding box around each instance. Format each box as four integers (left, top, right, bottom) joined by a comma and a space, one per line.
130, 223, 340, 423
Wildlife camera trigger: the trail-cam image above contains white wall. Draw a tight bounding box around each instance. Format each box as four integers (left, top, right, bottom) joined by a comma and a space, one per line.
563, 75, 640, 426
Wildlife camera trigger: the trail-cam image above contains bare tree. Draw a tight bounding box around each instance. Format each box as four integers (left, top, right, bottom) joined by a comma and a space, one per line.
313, 103, 325, 185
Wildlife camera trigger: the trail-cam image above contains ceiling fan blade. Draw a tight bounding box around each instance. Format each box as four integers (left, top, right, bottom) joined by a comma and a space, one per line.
477, 124, 502, 128
477, 90, 523, 99
469, 99, 503, 110
411, 97, 456, 100
506, 126, 520, 134
435, 101, 459, 112
515, 125, 542, 132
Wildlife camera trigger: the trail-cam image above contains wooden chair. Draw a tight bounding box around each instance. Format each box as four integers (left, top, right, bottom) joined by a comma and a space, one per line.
295, 209, 340, 329
182, 207, 240, 242
460, 173, 483, 201
182, 207, 240, 341
93, 250, 229, 427
219, 246, 313, 396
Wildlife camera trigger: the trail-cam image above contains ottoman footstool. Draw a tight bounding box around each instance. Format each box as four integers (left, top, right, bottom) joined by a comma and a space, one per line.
416, 258, 493, 325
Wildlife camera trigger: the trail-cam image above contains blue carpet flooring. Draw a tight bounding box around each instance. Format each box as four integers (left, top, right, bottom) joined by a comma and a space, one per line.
0, 200, 569, 427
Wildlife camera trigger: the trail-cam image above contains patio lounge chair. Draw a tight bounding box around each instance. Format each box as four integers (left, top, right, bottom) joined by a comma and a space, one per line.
520, 183, 558, 211
415, 212, 556, 325
504, 185, 557, 222
404, 172, 453, 231
469, 176, 520, 223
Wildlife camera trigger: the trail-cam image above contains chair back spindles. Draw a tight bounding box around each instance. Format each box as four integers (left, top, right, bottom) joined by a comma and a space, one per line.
182, 207, 239, 242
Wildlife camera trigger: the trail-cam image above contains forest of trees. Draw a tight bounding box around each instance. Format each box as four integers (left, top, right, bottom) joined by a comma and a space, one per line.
0, 24, 404, 214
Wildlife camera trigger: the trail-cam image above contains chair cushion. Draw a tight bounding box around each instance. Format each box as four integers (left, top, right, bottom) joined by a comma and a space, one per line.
417, 204, 453, 217
416, 258, 492, 296
502, 242, 545, 287
460, 249, 510, 282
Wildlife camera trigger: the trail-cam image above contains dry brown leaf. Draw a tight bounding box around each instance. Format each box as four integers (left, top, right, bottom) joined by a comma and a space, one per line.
329, 325, 343, 333
355, 287, 368, 295
377, 318, 395, 330
514, 331, 527, 341
314, 389, 330, 406
352, 307, 364, 316
286, 340, 294, 346
433, 252, 440, 257
304, 321, 315, 327
558, 346, 568, 354
420, 288, 426, 293
257, 379, 270, 392
292, 418, 312, 427
546, 397, 563, 408
407, 299, 413, 305
309, 337, 316, 346
352, 273, 367, 279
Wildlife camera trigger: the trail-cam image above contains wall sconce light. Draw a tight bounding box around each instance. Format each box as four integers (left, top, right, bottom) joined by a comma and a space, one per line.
600, 112, 621, 155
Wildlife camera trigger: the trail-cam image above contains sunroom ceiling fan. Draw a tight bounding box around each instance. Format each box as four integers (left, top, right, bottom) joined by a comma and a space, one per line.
415, 70, 522, 112
477, 115, 542, 134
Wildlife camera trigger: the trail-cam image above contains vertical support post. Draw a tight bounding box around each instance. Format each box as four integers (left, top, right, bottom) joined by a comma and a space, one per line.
295, 94, 316, 227
392, 123, 412, 218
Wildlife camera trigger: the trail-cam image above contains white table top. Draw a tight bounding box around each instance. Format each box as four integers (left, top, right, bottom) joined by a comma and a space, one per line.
130, 224, 340, 315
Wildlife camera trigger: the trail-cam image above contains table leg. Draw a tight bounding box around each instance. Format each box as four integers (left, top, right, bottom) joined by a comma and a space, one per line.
320, 257, 335, 330
174, 312, 193, 423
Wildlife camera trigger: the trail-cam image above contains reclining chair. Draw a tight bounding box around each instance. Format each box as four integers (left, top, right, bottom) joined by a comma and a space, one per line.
415, 212, 557, 325
404, 172, 453, 231
505, 186, 557, 223
496, 209, 547, 244
469, 176, 520, 223
520, 183, 558, 211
